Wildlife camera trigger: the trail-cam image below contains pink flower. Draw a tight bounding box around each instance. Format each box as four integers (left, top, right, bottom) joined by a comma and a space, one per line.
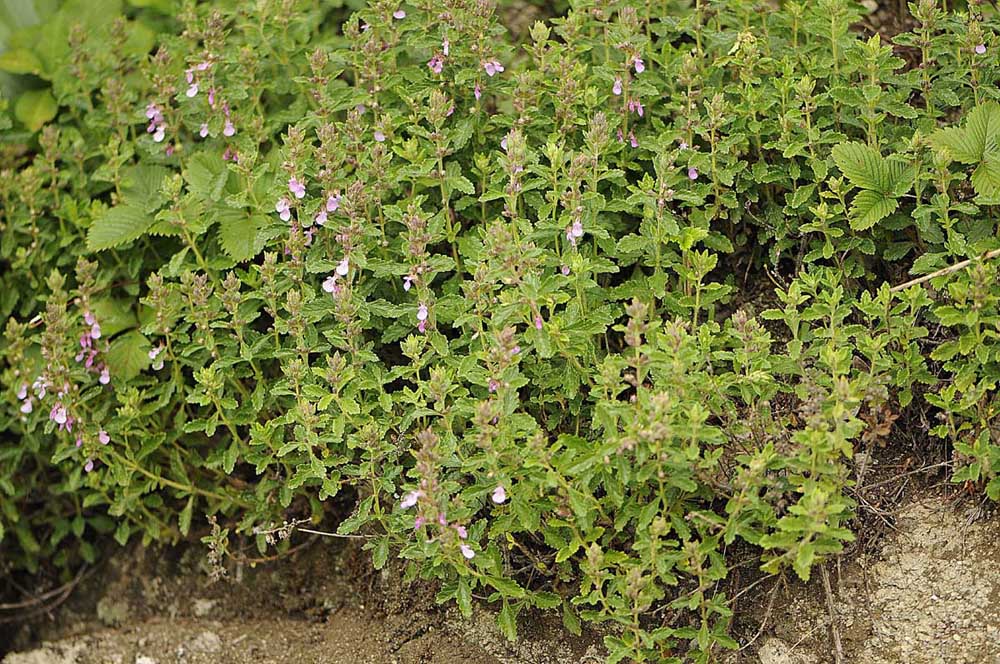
90, 322, 102, 339
416, 303, 428, 321
223, 119, 236, 137
400, 490, 423, 508
17, 384, 27, 400
976, 43, 987, 55
561, 265, 571, 276
566, 220, 584, 246
84, 459, 94, 473
322, 275, 339, 293
474, 83, 481, 101
442, 38, 450, 56
20, 399, 33, 414
99, 430, 110, 445
153, 126, 166, 143
633, 57, 645, 74
336, 257, 350, 276
500, 136, 508, 151
403, 275, 413, 291
51, 404, 67, 425
454, 524, 468, 539
314, 209, 328, 226
99, 367, 110, 385
629, 131, 639, 148
326, 193, 341, 212
289, 177, 306, 199
488, 378, 499, 392
460, 544, 475, 559
483, 59, 504, 77
374, 130, 386, 142
393, 9, 406, 19
679, 140, 688, 150
149, 345, 165, 371
688, 167, 699, 180
428, 54, 444, 74
186, 83, 199, 98
276, 198, 292, 222
145, 103, 160, 120
612, 77, 623, 95
492, 484, 507, 504
418, 320, 427, 333
628, 99, 644, 117
208, 88, 216, 108
75, 437, 83, 448
199, 123, 209, 138
534, 315, 543, 330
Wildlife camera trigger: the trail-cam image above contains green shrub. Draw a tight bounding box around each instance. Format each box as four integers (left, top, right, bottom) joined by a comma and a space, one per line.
2, 0, 1000, 661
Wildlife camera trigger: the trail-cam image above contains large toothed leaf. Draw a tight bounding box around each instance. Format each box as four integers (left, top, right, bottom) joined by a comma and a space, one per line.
849, 190, 898, 230
831, 142, 885, 191
87, 205, 154, 251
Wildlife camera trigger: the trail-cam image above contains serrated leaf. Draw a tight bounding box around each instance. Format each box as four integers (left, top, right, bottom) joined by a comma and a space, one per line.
185, 152, 229, 202
105, 331, 151, 381
498, 600, 518, 642
217, 211, 261, 262
971, 157, 1000, 200
87, 205, 154, 251
930, 102, 1000, 165
849, 190, 898, 230
14, 88, 56, 131
831, 142, 884, 191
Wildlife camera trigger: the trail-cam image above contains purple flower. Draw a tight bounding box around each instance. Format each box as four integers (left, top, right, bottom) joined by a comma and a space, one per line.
414, 516, 426, 529
492, 484, 507, 504
460, 544, 475, 559
145, 102, 160, 120
501, 136, 508, 151
628, 99, 644, 117
200, 123, 209, 138
20, 399, 33, 414
633, 57, 645, 74
326, 193, 341, 212
629, 131, 639, 148
561, 265, 571, 276
403, 275, 413, 291
428, 54, 444, 74
566, 220, 584, 246
488, 378, 500, 393
289, 177, 306, 199
374, 130, 386, 142
976, 43, 987, 55
84, 459, 94, 473
454, 525, 468, 539
186, 83, 199, 98
276, 198, 292, 222
534, 315, 543, 330
99, 367, 110, 385
314, 209, 328, 226
17, 384, 27, 400
679, 140, 688, 150
322, 275, 339, 293
393, 9, 406, 19
153, 125, 166, 143
50, 404, 68, 425
401, 490, 422, 508
474, 83, 482, 101
483, 59, 504, 77
90, 322, 102, 339
417, 303, 429, 321
612, 77, 623, 96
688, 167, 699, 180
99, 430, 110, 445
149, 345, 165, 371
208, 88, 216, 108
75, 437, 83, 448
223, 119, 236, 137
336, 257, 350, 276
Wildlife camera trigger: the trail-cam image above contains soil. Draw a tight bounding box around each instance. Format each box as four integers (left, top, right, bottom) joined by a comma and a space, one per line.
2, 537, 606, 664
5, 487, 999, 664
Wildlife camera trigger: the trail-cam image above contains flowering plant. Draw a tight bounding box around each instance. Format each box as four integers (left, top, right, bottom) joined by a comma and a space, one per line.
3, 0, 1000, 661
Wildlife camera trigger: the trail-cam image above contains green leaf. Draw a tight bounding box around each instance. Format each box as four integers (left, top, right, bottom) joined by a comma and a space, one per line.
498, 600, 518, 642
87, 205, 154, 251
218, 211, 261, 262
14, 87, 56, 131
372, 535, 389, 570
849, 190, 898, 230
0, 47, 43, 75
930, 102, 1000, 164
105, 331, 151, 381
185, 152, 229, 202
178, 497, 193, 536
831, 142, 884, 191
971, 157, 1000, 200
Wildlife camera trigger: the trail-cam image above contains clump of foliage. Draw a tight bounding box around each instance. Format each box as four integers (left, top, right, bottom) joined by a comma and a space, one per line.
3, 0, 1000, 661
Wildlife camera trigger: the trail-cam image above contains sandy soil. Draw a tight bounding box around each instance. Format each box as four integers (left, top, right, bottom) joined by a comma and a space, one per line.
4, 493, 1000, 664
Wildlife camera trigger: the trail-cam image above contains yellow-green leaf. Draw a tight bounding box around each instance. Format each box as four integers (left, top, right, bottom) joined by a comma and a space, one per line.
14, 88, 56, 131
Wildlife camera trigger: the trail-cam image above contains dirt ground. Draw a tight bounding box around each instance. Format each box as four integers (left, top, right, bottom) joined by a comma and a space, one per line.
4, 489, 999, 664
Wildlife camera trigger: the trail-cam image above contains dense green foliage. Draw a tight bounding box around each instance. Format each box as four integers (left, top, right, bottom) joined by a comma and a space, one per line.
3, 0, 1000, 661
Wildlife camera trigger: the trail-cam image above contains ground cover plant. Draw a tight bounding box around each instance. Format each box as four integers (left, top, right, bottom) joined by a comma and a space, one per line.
2, 0, 1000, 661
